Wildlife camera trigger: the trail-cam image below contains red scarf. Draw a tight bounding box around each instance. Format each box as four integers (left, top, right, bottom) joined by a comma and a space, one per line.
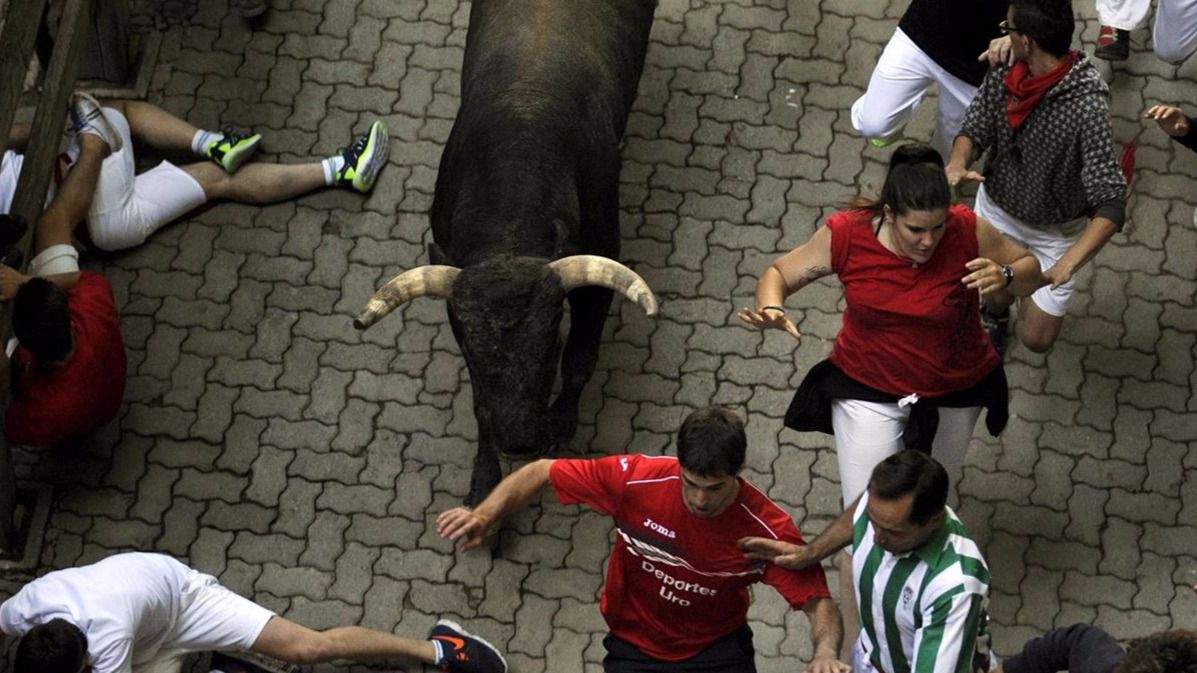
1004, 51, 1078, 130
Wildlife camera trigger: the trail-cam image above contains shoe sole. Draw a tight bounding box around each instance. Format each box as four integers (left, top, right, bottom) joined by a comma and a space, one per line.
435, 619, 509, 673
221, 134, 261, 173
353, 121, 390, 193
72, 92, 124, 154
212, 650, 299, 673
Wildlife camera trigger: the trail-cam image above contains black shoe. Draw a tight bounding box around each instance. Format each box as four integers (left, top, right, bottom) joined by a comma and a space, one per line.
430, 619, 508, 673
981, 305, 1010, 360
1095, 25, 1130, 61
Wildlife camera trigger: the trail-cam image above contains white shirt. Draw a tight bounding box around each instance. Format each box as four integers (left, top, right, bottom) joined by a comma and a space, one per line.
0, 553, 194, 673
0, 150, 24, 215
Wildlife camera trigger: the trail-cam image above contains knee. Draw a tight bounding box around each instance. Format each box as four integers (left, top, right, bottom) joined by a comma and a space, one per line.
1154, 45, 1193, 64
1019, 331, 1056, 354
853, 110, 902, 140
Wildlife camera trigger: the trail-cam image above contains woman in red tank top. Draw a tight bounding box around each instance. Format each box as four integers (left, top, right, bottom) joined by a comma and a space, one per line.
741, 144, 1042, 504
739, 143, 1042, 654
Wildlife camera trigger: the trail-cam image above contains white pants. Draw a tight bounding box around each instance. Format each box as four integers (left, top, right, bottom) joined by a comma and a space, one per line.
134, 569, 275, 673
832, 399, 981, 507
973, 184, 1084, 318
86, 107, 207, 251
1096, 0, 1197, 63
850, 28, 979, 158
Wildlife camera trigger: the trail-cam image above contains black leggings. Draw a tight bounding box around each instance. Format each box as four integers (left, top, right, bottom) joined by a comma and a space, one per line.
602, 624, 756, 673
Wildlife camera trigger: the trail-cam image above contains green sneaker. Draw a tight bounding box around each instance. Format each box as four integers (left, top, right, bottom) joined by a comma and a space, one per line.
207, 128, 261, 173
868, 136, 896, 149
335, 120, 390, 193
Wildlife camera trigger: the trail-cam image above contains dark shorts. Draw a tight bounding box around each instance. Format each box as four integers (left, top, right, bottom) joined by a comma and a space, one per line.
602, 624, 756, 673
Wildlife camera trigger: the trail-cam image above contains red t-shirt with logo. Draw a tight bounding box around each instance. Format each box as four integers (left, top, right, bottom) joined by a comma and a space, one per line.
549, 454, 831, 662
6, 272, 126, 445
828, 205, 999, 397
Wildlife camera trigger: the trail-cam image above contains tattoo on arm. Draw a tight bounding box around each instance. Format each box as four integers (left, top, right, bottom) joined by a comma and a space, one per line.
791, 265, 830, 291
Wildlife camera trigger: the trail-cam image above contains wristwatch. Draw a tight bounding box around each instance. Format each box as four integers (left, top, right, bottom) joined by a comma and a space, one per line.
1001, 264, 1014, 287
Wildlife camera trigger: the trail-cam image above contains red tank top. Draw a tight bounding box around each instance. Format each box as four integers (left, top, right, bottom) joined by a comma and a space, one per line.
828, 205, 999, 397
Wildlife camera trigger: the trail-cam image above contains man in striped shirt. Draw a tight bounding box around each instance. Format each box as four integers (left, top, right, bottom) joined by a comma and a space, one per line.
741, 450, 991, 673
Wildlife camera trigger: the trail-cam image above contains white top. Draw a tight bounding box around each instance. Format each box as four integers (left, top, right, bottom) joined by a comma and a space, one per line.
0, 553, 194, 673
0, 149, 24, 214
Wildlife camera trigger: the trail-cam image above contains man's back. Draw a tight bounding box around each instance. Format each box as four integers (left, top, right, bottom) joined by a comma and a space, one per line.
0, 553, 192, 673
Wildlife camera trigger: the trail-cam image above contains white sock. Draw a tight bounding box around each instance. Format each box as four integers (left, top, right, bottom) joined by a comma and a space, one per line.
191, 129, 220, 156
432, 639, 445, 665
322, 155, 345, 186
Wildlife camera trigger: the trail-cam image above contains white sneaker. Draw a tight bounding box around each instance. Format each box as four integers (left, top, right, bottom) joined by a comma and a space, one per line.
69, 92, 123, 154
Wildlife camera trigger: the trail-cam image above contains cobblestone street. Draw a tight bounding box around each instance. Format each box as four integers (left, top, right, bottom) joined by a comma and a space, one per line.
2, 0, 1196, 671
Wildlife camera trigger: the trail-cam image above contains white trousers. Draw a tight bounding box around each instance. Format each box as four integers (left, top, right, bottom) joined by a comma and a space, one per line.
832, 399, 981, 507
1096, 0, 1197, 63
850, 28, 980, 158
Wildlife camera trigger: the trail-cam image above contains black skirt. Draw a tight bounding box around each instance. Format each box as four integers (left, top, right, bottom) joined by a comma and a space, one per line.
783, 358, 1009, 452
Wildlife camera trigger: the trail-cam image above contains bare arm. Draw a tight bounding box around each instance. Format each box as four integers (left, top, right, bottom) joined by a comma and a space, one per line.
738, 225, 833, 339
945, 135, 983, 189
1043, 216, 1117, 288
436, 459, 555, 551
802, 597, 850, 673
965, 216, 1043, 297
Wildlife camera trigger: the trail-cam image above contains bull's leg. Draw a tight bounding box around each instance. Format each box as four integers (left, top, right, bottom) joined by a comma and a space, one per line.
547, 286, 614, 445
465, 439, 502, 508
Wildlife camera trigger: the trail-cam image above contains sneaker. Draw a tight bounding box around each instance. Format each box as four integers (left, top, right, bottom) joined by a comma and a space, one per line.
69, 92, 123, 154
1095, 25, 1129, 61
981, 305, 1010, 360
868, 136, 896, 149
206, 127, 262, 173
334, 120, 390, 193
430, 619, 508, 673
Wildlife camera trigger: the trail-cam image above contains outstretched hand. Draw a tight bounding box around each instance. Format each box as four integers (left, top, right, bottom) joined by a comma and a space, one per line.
738, 536, 820, 570
737, 307, 802, 340
436, 507, 492, 551
807, 656, 853, 673
946, 164, 984, 189
1145, 104, 1191, 137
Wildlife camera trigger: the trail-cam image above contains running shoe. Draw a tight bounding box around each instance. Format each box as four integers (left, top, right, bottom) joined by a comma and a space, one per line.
69, 92, 123, 153
430, 619, 508, 673
206, 127, 262, 173
1095, 25, 1129, 61
334, 120, 390, 193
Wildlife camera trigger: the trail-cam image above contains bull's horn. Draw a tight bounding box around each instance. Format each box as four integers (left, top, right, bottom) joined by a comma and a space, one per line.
354, 265, 461, 330
548, 255, 658, 317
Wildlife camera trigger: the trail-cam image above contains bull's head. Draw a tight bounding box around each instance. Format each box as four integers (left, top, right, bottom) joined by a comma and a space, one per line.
354, 254, 657, 457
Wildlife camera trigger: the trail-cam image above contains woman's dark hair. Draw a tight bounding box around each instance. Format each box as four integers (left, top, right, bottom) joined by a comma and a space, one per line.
12, 278, 73, 363
676, 406, 747, 478
1011, 0, 1075, 58
15, 618, 88, 673
846, 143, 951, 219
867, 450, 948, 526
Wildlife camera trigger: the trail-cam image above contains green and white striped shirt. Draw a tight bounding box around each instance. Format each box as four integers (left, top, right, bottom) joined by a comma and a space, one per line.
853, 493, 991, 673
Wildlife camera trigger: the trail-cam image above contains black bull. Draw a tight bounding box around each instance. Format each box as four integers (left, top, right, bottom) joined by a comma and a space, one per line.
354, 0, 660, 504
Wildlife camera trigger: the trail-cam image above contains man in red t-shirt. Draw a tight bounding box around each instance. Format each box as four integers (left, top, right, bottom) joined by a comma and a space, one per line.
438, 406, 849, 673
0, 103, 126, 445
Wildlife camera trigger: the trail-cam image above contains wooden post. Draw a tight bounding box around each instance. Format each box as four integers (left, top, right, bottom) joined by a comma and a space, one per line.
84, 0, 130, 84
0, 0, 90, 555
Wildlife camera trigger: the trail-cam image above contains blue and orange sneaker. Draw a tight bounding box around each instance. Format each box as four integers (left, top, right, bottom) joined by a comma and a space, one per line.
429, 619, 508, 673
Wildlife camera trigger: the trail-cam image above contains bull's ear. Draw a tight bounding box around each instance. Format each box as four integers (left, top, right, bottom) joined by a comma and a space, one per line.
428, 242, 453, 265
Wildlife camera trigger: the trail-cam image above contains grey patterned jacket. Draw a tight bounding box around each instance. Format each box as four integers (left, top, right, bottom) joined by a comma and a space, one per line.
958, 52, 1127, 231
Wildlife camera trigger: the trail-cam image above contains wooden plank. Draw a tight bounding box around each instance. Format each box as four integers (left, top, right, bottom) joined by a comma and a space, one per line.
0, 0, 89, 554
0, 0, 50, 154
82, 0, 129, 83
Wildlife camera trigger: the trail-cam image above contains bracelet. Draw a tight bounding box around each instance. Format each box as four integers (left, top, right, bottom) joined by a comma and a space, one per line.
1001, 264, 1014, 288
759, 305, 786, 315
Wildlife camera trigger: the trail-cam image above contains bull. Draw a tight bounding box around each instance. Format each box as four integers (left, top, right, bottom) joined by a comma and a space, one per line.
354, 0, 660, 504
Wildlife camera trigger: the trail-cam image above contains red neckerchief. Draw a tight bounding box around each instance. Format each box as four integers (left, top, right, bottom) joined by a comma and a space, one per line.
1004, 51, 1078, 130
